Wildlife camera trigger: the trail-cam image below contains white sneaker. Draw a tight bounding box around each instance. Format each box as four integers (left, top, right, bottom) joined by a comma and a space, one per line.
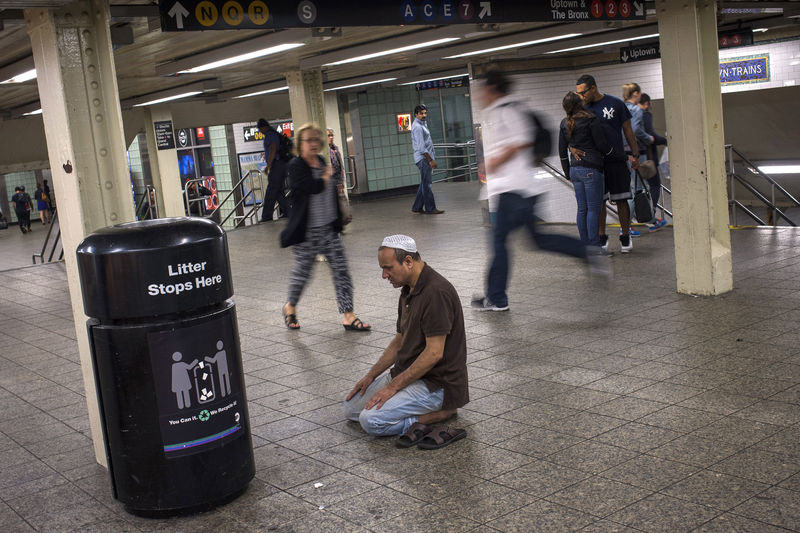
470, 296, 509, 312
620, 235, 633, 254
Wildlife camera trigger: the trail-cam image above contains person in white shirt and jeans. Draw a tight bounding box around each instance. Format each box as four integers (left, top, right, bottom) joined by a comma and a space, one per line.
471, 70, 606, 312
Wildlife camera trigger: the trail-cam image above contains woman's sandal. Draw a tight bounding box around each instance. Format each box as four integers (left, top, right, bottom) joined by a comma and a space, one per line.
343, 317, 371, 331
395, 422, 430, 449
283, 305, 300, 330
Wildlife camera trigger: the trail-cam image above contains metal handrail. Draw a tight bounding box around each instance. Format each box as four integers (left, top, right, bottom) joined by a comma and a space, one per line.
726, 144, 798, 226
209, 169, 265, 228
431, 140, 478, 184
345, 155, 357, 192
135, 184, 159, 220
32, 208, 63, 264
539, 160, 624, 220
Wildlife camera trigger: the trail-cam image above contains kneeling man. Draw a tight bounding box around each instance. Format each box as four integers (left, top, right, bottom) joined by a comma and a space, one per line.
343, 234, 469, 449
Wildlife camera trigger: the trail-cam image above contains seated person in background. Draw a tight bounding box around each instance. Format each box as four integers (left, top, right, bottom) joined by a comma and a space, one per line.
185, 181, 212, 216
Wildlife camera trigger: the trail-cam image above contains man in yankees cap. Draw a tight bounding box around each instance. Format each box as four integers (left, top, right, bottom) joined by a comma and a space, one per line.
343, 234, 469, 449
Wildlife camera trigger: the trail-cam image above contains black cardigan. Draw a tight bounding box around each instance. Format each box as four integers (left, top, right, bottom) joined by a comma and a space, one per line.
558, 116, 622, 177
280, 155, 344, 248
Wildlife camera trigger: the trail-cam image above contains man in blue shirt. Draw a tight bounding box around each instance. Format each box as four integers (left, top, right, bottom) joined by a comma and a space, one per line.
258, 118, 291, 222
410, 105, 444, 215
576, 75, 641, 253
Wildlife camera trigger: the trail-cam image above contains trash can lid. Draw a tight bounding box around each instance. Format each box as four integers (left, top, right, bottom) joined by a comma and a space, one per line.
77, 217, 234, 320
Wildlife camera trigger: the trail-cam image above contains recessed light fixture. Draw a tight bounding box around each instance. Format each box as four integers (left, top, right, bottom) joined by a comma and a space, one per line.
1, 68, 37, 84
133, 91, 203, 107
758, 165, 800, 174
324, 38, 460, 66
444, 34, 581, 58
233, 86, 289, 99
179, 43, 305, 73
22, 108, 42, 116
546, 33, 660, 54
324, 78, 397, 92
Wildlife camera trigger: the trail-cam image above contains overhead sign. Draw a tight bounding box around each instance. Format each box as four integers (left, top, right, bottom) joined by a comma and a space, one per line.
159, 0, 645, 31
154, 120, 175, 150
720, 54, 769, 85
243, 126, 264, 143
718, 28, 753, 49
620, 43, 660, 63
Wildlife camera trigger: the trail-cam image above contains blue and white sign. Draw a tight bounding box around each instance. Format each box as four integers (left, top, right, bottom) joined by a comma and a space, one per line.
720, 54, 770, 85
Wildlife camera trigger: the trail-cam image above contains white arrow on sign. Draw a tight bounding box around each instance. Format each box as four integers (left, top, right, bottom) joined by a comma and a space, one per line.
479, 1, 492, 19
168, 1, 190, 29
633, 1, 643, 16
621, 51, 629, 62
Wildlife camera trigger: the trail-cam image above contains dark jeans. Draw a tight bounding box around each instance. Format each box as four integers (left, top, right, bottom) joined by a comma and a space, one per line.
262, 159, 291, 221
488, 193, 586, 308
15, 210, 30, 232
412, 159, 436, 212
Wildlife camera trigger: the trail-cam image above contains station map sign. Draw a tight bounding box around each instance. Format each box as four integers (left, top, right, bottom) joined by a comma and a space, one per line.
159, 0, 646, 31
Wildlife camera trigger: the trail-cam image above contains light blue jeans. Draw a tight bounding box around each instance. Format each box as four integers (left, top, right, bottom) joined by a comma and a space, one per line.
342, 372, 444, 436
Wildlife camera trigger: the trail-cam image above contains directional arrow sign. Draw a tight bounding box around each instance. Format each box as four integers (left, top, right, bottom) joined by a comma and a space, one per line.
633, 1, 644, 16
479, 1, 492, 19
168, 1, 189, 29
619, 43, 660, 64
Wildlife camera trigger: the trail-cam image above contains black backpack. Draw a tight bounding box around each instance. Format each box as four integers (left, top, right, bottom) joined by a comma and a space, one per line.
277, 133, 294, 161
501, 102, 553, 164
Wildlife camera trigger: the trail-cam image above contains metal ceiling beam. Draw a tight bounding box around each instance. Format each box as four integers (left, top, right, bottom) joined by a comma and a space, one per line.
0, 55, 34, 84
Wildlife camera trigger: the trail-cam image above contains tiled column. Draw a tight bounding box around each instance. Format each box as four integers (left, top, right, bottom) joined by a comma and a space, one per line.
142, 106, 185, 217
285, 69, 329, 160
26, 0, 135, 465
657, 0, 732, 295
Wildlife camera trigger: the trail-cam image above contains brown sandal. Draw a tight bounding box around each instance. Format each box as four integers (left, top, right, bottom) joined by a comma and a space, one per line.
416, 425, 466, 450
395, 422, 430, 448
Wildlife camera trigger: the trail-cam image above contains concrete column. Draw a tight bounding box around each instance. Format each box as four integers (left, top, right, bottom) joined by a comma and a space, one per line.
656, 0, 732, 295
142, 106, 185, 217
26, 0, 136, 465
285, 69, 329, 160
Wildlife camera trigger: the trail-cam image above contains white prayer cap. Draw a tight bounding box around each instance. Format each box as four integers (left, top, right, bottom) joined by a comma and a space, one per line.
381, 234, 417, 253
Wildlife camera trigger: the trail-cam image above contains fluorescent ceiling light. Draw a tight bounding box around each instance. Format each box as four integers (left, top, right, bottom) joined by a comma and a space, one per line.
758, 165, 800, 174
133, 91, 202, 107
324, 38, 460, 66
399, 73, 468, 85
546, 33, 660, 54
445, 34, 581, 58
233, 86, 289, 99
22, 108, 42, 116
324, 78, 397, 91
179, 43, 305, 73
1, 68, 37, 84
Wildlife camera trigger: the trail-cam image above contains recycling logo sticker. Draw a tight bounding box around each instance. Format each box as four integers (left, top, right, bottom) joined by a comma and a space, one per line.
148, 315, 245, 457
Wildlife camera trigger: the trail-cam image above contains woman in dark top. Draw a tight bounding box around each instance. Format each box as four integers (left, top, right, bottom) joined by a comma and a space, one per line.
280, 123, 370, 331
558, 91, 621, 248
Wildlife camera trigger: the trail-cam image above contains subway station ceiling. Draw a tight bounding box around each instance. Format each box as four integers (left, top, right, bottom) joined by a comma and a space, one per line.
0, 0, 798, 118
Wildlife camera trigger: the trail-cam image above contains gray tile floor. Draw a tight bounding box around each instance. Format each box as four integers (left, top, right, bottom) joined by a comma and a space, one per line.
2, 181, 800, 532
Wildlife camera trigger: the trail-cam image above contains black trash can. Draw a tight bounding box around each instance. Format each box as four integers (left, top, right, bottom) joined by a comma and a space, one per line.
76, 217, 254, 517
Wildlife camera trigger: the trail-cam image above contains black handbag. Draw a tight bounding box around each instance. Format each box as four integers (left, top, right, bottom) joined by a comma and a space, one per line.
633, 171, 654, 223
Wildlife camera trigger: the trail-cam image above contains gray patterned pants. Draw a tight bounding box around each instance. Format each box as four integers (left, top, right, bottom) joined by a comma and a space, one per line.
287, 225, 354, 314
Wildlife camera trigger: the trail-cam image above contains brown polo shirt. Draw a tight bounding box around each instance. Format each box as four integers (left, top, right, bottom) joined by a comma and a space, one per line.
390, 264, 469, 410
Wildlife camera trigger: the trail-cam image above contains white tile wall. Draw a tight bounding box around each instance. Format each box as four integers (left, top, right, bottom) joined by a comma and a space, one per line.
471, 38, 800, 222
